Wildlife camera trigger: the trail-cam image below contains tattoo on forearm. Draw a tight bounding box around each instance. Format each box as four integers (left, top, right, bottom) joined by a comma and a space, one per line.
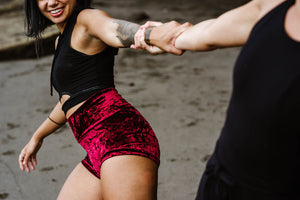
113, 20, 140, 47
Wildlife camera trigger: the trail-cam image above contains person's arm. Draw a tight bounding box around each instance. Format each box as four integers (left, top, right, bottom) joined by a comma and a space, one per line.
175, 0, 263, 51
19, 102, 66, 173
148, 0, 285, 52
32, 102, 66, 140
77, 9, 162, 53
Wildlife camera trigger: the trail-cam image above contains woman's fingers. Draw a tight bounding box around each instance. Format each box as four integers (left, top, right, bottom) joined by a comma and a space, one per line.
131, 22, 165, 54
131, 25, 165, 54
19, 139, 42, 173
19, 150, 30, 172
132, 26, 147, 49
23, 152, 31, 172
19, 150, 37, 172
145, 45, 164, 55
18, 151, 25, 171
143, 21, 163, 28
28, 156, 35, 171
32, 154, 37, 166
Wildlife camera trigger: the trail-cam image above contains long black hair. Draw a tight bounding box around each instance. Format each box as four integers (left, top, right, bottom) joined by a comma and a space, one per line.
24, 0, 92, 39
24, 0, 91, 57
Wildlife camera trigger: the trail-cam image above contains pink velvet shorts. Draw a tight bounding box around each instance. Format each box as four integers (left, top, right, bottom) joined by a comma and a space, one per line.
67, 88, 160, 178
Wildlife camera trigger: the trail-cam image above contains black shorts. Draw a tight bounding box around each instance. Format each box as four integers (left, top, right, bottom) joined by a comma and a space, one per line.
195, 153, 294, 200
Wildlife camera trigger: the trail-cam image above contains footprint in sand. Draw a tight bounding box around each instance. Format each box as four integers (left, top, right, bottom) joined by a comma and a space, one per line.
0, 193, 9, 199
1, 150, 15, 156
39, 166, 54, 172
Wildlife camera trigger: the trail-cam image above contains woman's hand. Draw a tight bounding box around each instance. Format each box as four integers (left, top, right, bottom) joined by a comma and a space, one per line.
18, 102, 65, 173
19, 138, 43, 173
131, 22, 165, 55
132, 21, 191, 55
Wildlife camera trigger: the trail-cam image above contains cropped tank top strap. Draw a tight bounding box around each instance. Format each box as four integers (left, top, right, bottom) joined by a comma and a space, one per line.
50, 9, 81, 96
249, 0, 295, 38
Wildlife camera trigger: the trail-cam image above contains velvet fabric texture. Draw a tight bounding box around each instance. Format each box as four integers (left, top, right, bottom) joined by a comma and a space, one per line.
68, 88, 160, 178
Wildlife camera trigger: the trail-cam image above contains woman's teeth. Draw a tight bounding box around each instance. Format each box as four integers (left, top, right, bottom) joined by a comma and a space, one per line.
50, 9, 62, 14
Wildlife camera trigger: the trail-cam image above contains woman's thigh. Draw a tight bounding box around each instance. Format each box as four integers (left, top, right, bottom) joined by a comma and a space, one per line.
101, 155, 158, 200
57, 162, 102, 200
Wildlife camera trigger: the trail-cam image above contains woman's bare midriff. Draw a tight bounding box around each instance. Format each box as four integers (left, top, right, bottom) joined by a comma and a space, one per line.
61, 94, 87, 119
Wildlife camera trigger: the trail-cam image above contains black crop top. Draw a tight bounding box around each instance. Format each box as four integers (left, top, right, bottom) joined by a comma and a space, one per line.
216, 0, 300, 195
50, 9, 118, 114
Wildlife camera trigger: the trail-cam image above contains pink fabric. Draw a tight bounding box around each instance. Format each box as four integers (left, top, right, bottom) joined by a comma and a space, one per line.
67, 88, 160, 178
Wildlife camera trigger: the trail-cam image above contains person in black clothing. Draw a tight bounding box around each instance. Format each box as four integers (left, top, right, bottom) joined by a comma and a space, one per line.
133, 0, 300, 199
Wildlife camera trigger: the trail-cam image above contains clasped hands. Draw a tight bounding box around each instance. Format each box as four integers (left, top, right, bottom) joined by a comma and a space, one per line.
131, 21, 192, 55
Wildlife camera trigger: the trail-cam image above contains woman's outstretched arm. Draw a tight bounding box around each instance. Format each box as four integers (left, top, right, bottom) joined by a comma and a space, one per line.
147, 0, 285, 52
175, 0, 263, 51
77, 9, 162, 54
19, 102, 66, 173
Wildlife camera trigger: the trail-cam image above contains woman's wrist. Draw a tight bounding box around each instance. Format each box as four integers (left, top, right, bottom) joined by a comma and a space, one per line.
31, 133, 44, 143
145, 27, 153, 45
140, 21, 163, 47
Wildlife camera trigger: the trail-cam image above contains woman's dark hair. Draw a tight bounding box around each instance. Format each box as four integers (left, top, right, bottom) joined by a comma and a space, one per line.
24, 0, 91, 57
24, 0, 92, 39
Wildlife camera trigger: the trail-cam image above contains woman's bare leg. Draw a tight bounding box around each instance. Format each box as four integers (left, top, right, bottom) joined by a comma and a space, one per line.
57, 162, 103, 200
101, 155, 158, 200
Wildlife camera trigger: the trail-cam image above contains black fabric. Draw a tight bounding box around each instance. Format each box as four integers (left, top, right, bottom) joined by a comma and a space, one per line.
195, 154, 294, 200
50, 9, 118, 114
203, 0, 300, 198
196, 154, 239, 200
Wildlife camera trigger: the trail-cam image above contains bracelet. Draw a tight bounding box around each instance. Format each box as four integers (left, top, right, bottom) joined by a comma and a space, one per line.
48, 116, 65, 126
137, 25, 152, 45
145, 27, 153, 45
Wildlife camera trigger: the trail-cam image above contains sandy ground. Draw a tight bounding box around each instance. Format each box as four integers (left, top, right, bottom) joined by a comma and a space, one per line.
0, 0, 244, 199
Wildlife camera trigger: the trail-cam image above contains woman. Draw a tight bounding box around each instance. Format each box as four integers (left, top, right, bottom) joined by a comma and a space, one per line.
18, 0, 162, 199
135, 0, 300, 199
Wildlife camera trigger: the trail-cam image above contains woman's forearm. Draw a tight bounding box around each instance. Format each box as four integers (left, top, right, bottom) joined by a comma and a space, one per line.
112, 19, 140, 47
175, 1, 263, 51
175, 20, 217, 51
31, 102, 66, 141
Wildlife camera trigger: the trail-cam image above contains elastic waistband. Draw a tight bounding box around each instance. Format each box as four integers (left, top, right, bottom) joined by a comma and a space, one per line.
67, 87, 117, 121
67, 87, 132, 140
62, 85, 114, 114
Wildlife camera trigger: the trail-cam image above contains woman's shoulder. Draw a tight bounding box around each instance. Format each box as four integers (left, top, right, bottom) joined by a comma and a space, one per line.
77, 8, 111, 24
72, 9, 110, 51
258, 0, 286, 18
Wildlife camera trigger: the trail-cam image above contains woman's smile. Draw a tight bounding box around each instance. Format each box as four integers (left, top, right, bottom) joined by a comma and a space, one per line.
49, 8, 65, 17
36, 0, 76, 32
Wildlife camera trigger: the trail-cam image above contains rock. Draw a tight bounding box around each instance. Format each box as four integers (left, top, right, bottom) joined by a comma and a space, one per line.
0, 33, 57, 61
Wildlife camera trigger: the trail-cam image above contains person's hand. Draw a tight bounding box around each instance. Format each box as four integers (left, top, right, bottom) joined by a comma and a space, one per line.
131, 23, 165, 55
144, 21, 192, 55
19, 138, 43, 173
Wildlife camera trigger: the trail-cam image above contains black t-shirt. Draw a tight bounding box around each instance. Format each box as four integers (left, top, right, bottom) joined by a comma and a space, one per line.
215, 0, 300, 196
